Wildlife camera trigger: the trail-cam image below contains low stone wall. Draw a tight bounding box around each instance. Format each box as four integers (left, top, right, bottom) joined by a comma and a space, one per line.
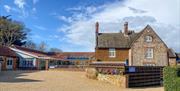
86, 67, 127, 88
97, 74, 127, 88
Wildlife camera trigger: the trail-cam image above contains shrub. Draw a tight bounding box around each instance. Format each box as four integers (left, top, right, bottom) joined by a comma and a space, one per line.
163, 66, 180, 91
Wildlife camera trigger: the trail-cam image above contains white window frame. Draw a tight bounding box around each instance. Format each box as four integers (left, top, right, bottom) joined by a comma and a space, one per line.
7, 58, 13, 65
145, 36, 152, 42
109, 48, 116, 58
145, 48, 153, 59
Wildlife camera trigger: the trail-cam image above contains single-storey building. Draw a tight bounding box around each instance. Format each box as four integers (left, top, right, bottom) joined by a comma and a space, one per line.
51, 52, 95, 66
10, 45, 60, 70
0, 46, 17, 70
168, 48, 177, 66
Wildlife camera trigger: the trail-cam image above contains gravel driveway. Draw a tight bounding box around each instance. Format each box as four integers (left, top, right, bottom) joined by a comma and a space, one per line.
0, 71, 164, 91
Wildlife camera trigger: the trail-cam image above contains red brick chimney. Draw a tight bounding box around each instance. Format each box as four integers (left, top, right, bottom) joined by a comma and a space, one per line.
95, 22, 99, 34
124, 22, 128, 35
95, 22, 99, 47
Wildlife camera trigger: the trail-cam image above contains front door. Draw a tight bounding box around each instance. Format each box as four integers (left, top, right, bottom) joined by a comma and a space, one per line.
6, 58, 13, 70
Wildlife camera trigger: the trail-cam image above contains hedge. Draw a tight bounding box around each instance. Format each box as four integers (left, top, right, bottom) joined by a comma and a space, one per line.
163, 66, 180, 91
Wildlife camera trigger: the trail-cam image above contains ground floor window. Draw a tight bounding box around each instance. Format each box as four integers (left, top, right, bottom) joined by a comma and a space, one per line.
0, 56, 3, 61
22, 58, 34, 67
7, 58, 13, 65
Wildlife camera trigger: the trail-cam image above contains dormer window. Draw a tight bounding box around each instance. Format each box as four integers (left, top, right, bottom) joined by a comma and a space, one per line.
145, 36, 152, 42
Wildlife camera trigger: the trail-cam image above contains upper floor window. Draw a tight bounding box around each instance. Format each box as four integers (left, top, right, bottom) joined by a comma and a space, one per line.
109, 48, 116, 58
145, 36, 152, 42
145, 48, 153, 59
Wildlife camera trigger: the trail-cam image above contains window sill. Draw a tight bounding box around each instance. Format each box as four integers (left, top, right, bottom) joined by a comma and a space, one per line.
109, 56, 116, 58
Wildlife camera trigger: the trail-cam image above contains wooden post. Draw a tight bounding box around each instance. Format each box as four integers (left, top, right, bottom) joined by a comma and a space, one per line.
13, 58, 17, 70
36, 59, 39, 70
125, 75, 129, 88
45, 60, 49, 70
2, 57, 7, 70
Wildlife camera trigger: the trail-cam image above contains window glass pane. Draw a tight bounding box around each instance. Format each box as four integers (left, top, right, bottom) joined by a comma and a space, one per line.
109, 48, 116, 57
145, 48, 153, 58
145, 36, 152, 42
0, 56, 3, 61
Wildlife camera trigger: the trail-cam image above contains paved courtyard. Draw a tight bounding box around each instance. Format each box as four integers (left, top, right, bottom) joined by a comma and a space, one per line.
0, 71, 164, 91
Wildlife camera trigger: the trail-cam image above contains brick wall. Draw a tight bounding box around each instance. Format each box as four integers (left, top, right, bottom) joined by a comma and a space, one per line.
1, 56, 17, 70
95, 48, 129, 62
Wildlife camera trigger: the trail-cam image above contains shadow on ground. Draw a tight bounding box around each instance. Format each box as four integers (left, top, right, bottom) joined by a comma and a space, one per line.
0, 71, 42, 83
128, 86, 164, 90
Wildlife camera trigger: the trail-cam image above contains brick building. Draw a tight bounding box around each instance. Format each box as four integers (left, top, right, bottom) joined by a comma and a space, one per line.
0, 46, 17, 70
50, 52, 95, 66
10, 45, 59, 70
95, 22, 171, 66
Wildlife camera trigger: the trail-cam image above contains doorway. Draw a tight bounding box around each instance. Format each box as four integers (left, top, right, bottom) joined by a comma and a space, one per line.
6, 58, 13, 70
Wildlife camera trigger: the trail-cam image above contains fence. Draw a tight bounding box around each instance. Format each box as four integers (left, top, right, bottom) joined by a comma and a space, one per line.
125, 66, 164, 87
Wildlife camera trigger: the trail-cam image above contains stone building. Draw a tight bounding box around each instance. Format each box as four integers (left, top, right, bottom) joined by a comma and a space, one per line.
95, 22, 171, 66
168, 48, 177, 66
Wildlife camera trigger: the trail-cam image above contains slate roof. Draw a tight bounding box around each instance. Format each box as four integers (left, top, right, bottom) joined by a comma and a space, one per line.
176, 53, 180, 62
0, 46, 17, 57
96, 25, 166, 49
10, 45, 94, 61
168, 48, 176, 58
12, 45, 49, 57
176, 53, 180, 58
97, 32, 139, 48
10, 45, 59, 60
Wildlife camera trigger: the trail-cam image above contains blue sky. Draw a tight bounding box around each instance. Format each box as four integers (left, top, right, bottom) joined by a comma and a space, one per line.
0, 0, 180, 52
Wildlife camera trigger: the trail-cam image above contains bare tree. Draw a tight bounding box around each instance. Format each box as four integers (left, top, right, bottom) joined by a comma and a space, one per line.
23, 40, 37, 50
49, 48, 62, 53
38, 41, 48, 52
0, 16, 28, 46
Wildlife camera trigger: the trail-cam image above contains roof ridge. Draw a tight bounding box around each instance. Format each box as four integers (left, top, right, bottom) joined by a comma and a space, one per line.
12, 45, 49, 56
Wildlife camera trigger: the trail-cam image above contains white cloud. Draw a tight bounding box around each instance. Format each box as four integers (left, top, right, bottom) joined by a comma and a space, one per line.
13, 0, 37, 18
66, 6, 83, 11
57, 16, 73, 23
57, 0, 180, 52
33, 0, 39, 5
14, 0, 26, 9
13, 0, 29, 18
34, 25, 47, 31
128, 7, 147, 14
4, 5, 11, 12
32, 7, 36, 12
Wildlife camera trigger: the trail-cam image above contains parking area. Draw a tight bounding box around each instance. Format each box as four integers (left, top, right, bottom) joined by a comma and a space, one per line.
0, 71, 164, 91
